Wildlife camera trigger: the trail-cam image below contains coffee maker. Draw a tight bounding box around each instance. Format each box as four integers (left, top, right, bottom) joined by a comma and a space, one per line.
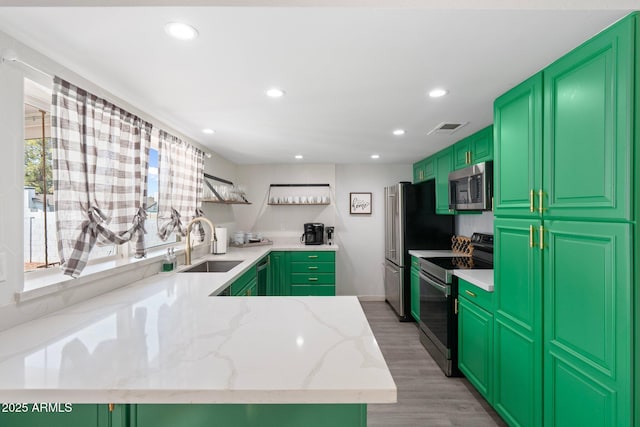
301, 223, 324, 245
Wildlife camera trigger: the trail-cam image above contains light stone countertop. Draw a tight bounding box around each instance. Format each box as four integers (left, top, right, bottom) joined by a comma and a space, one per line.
0, 244, 397, 404
407, 249, 494, 292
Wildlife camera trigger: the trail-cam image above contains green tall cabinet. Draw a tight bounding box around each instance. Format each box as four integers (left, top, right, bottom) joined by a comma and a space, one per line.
493, 13, 636, 427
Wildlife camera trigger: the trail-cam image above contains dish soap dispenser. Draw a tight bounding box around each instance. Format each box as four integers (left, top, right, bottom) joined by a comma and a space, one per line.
162, 248, 174, 272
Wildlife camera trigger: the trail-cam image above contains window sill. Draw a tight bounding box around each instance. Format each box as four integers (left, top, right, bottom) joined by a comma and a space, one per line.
17, 244, 186, 303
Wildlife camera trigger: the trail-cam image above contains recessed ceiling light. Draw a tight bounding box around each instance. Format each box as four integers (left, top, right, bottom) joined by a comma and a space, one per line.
371, 154, 380, 159
429, 88, 448, 98
294, 155, 303, 160
202, 128, 215, 135
164, 22, 198, 41
392, 129, 406, 136
266, 88, 286, 98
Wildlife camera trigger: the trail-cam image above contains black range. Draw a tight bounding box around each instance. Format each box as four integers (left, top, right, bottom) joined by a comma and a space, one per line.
417, 232, 494, 377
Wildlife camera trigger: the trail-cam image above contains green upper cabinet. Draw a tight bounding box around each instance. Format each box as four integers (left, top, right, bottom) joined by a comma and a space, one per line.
494, 73, 543, 218
543, 221, 632, 427
435, 146, 453, 214
453, 126, 494, 170
453, 135, 473, 169
413, 156, 435, 183
543, 16, 634, 221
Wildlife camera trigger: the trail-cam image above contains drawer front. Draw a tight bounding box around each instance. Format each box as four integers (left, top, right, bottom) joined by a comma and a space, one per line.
291, 262, 335, 273
459, 278, 493, 312
289, 251, 335, 263
290, 285, 336, 296
290, 273, 335, 285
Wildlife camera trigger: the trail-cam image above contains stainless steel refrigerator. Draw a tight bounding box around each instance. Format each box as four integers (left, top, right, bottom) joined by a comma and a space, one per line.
384, 181, 454, 321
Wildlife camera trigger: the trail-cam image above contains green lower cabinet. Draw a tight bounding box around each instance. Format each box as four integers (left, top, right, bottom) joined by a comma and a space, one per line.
269, 251, 287, 296
130, 404, 366, 427
286, 252, 336, 296
231, 267, 257, 296
410, 258, 420, 321
458, 278, 494, 404
543, 221, 632, 427
290, 285, 335, 296
493, 217, 542, 427
458, 295, 493, 403
0, 404, 112, 427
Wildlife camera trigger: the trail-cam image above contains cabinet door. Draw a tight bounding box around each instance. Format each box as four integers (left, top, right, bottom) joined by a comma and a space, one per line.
269, 252, 286, 296
493, 73, 543, 218
458, 296, 493, 403
470, 125, 493, 164
410, 265, 420, 322
423, 157, 435, 180
543, 16, 633, 221
413, 160, 425, 183
543, 221, 631, 427
453, 137, 471, 170
493, 218, 542, 427
435, 147, 453, 214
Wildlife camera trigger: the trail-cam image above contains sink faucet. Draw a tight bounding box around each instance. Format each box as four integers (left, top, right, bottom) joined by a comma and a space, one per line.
184, 217, 216, 266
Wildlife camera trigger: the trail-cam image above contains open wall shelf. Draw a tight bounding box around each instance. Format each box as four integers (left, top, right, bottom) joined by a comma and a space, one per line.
267, 184, 331, 206
203, 173, 252, 204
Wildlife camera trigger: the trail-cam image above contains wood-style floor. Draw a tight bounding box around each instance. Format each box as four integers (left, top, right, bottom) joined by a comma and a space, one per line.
362, 301, 508, 427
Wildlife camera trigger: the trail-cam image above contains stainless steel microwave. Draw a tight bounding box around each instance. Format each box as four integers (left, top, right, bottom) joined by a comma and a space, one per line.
448, 161, 493, 211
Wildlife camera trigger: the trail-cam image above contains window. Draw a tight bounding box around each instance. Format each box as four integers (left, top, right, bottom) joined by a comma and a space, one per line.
143, 145, 177, 249
23, 78, 116, 273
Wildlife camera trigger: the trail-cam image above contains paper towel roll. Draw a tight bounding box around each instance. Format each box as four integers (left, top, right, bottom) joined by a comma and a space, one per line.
213, 227, 228, 254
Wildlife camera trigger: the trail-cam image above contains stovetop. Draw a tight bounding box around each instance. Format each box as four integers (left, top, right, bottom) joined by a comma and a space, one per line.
419, 232, 494, 284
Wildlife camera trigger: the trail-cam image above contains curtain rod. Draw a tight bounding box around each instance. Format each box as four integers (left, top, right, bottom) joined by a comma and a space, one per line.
1, 50, 53, 79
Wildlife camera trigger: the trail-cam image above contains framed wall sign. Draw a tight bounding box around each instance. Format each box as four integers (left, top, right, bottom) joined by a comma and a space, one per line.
350, 192, 372, 215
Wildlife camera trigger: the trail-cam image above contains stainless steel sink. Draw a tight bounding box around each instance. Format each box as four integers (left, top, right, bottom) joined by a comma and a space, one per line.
181, 260, 243, 273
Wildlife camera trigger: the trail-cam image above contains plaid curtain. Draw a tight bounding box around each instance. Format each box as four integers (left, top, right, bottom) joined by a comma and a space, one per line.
52, 77, 152, 278
157, 130, 205, 241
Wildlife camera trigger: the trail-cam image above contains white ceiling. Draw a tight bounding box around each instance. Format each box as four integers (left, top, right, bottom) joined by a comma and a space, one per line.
0, 3, 634, 164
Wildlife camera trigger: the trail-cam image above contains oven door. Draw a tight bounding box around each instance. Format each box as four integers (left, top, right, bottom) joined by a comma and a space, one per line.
418, 271, 451, 354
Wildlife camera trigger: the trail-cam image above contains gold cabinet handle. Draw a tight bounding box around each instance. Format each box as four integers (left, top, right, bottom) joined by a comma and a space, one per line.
464, 289, 476, 298
308, 255, 318, 259
538, 189, 545, 214
529, 225, 535, 248
529, 190, 535, 213
539, 225, 544, 250
308, 277, 318, 282
308, 266, 318, 270
108, 404, 115, 412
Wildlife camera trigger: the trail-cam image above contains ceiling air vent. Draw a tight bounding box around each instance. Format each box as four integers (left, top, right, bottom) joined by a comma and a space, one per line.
427, 121, 469, 135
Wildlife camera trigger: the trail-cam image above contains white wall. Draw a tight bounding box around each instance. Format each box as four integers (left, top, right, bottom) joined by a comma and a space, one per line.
335, 164, 411, 298
0, 29, 238, 330
455, 211, 495, 237
235, 164, 336, 238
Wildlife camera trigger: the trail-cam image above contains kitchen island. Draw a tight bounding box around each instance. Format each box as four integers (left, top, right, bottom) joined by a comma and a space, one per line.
0, 246, 396, 426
